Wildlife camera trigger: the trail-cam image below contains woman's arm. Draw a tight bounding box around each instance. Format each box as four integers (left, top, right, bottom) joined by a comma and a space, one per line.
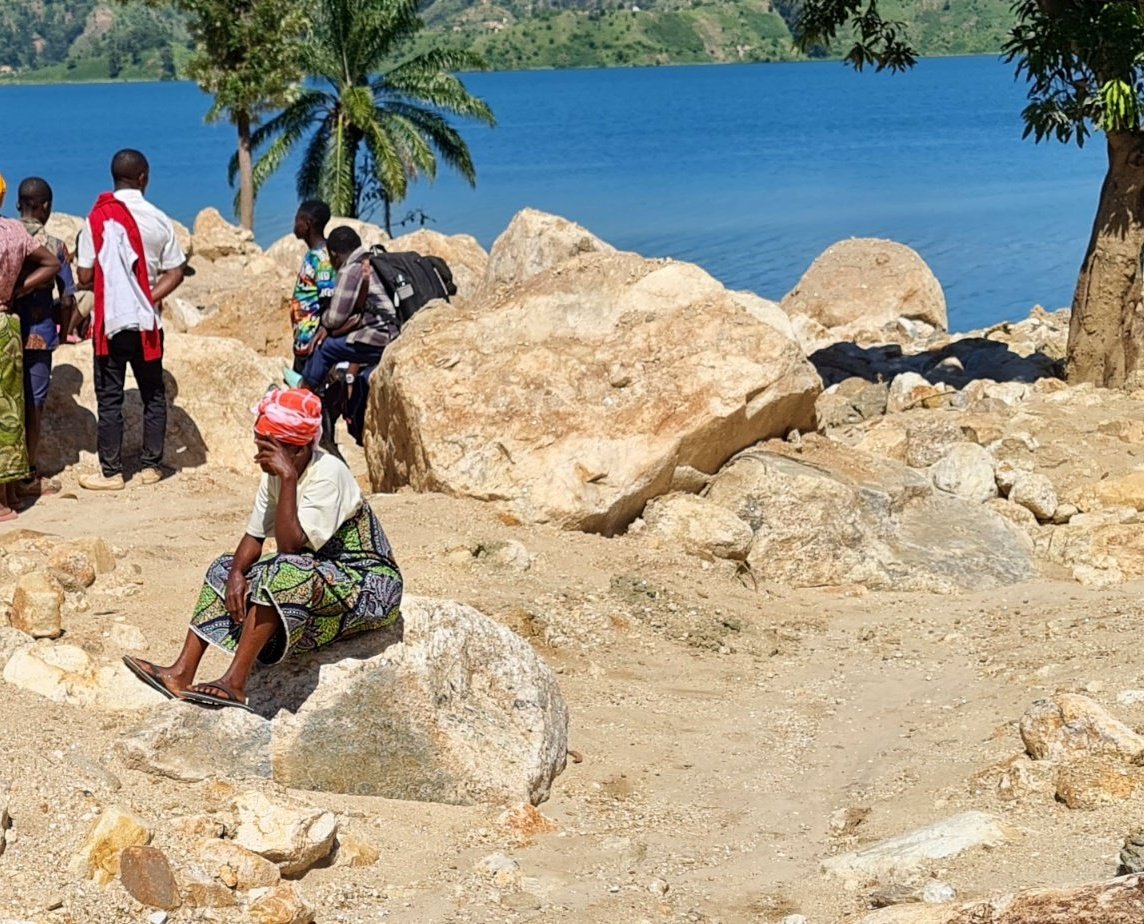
225, 533, 265, 621
272, 471, 309, 554
254, 435, 309, 554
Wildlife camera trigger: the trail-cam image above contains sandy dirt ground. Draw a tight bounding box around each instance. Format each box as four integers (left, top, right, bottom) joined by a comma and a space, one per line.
0, 424, 1136, 924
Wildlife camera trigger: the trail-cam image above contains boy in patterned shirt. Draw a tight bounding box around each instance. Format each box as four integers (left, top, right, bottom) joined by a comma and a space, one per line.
288, 200, 335, 375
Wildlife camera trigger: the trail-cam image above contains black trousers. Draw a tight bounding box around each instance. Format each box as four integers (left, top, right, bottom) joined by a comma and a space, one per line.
93, 330, 166, 477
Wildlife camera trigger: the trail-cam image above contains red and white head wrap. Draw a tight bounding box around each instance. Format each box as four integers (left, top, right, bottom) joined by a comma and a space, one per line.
254, 388, 322, 447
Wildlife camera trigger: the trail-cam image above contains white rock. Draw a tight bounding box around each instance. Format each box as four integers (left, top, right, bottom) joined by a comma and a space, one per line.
1009, 472, 1058, 522
640, 492, 753, 561
234, 792, 338, 877
821, 812, 1009, 878
3, 643, 169, 711
930, 444, 998, 504
365, 245, 820, 535
270, 597, 568, 806
922, 882, 957, 904
108, 622, 147, 651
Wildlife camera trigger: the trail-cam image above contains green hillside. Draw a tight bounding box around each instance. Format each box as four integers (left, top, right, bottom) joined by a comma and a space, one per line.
0, 0, 1013, 81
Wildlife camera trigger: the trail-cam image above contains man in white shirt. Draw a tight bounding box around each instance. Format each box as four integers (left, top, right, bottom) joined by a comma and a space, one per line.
75, 149, 186, 491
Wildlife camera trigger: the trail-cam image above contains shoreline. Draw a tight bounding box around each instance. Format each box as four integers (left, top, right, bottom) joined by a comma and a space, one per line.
0, 51, 1008, 88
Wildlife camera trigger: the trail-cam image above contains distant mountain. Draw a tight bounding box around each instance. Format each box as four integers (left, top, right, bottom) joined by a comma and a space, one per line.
0, 1, 187, 81
0, 0, 1013, 80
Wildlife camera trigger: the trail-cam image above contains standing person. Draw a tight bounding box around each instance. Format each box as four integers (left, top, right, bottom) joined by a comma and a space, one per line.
300, 226, 398, 391
287, 200, 335, 376
0, 172, 60, 520
14, 177, 77, 497
75, 149, 186, 491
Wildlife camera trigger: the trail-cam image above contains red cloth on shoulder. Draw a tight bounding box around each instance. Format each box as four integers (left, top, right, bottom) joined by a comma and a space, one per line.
87, 192, 162, 361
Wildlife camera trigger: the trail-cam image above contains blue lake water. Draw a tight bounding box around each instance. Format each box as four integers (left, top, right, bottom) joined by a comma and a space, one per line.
0, 56, 1106, 331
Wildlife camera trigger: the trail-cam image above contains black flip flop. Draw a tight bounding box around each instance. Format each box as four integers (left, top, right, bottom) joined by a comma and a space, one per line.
122, 656, 180, 701
183, 684, 255, 713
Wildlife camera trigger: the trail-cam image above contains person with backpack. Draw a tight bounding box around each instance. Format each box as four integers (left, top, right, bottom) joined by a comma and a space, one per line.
300, 225, 398, 392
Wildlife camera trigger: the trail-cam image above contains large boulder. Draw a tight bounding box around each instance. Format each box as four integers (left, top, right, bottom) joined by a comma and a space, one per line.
191, 207, 259, 262
116, 597, 567, 806
388, 228, 488, 301
782, 238, 948, 347
703, 439, 1034, 592
364, 249, 821, 534
270, 597, 568, 806
41, 333, 281, 474
483, 208, 614, 290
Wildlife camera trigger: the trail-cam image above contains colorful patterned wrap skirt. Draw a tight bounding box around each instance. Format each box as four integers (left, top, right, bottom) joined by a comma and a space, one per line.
190, 501, 402, 664
0, 314, 28, 484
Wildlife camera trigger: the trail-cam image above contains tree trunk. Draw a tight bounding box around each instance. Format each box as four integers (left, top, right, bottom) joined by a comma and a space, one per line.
1067, 131, 1144, 386
235, 111, 255, 232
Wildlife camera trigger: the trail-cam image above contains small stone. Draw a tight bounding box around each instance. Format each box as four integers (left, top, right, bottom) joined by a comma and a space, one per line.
647, 878, 669, 897
177, 866, 237, 908
1020, 693, 1144, 762
71, 806, 152, 885
477, 852, 520, 888
247, 882, 316, 924
108, 623, 147, 651
47, 548, 96, 591
70, 537, 117, 575
1052, 502, 1079, 524
198, 839, 281, 890
922, 881, 956, 904
930, 444, 998, 504
171, 814, 227, 841
781, 916, 808, 924
333, 834, 379, 868
8, 572, 64, 638
1009, 472, 1058, 522
147, 913, 168, 924
1055, 756, 1141, 809
119, 846, 181, 910
233, 793, 337, 877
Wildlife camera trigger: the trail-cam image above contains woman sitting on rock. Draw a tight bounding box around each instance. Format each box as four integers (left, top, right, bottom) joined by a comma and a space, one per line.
124, 387, 403, 711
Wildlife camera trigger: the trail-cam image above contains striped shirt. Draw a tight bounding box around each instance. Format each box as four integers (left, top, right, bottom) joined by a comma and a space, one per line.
323, 246, 398, 350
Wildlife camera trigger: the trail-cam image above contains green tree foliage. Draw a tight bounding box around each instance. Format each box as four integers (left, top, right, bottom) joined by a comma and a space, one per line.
243, 0, 495, 230
134, 0, 304, 230
793, 0, 1144, 387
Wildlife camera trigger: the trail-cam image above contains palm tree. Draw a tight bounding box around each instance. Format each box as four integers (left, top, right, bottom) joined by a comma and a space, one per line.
237, 0, 495, 231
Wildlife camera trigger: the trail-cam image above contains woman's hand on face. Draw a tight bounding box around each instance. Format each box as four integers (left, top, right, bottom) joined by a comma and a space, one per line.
254, 434, 298, 480
225, 568, 249, 621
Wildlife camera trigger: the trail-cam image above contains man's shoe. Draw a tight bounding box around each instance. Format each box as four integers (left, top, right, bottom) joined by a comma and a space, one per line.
138, 467, 165, 485
79, 473, 125, 492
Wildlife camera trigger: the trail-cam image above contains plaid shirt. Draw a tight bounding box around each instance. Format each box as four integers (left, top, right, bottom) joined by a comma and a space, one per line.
323, 246, 398, 350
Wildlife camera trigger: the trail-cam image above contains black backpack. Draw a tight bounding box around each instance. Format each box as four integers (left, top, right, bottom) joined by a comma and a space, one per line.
367, 245, 456, 328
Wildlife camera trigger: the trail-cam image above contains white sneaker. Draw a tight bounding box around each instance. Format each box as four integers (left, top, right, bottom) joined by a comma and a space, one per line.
138, 467, 165, 485
79, 472, 125, 492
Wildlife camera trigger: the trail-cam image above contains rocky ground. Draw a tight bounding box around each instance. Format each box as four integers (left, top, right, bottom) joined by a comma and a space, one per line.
5, 210, 1144, 923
